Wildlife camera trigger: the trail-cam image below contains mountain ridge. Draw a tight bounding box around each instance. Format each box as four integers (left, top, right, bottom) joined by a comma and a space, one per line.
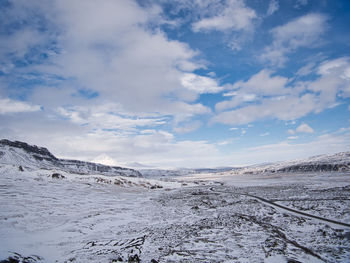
0, 139, 141, 177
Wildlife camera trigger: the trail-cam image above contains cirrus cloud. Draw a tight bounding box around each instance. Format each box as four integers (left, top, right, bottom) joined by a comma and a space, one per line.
261, 13, 328, 67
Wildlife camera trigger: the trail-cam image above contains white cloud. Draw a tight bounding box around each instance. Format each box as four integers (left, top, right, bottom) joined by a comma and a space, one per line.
294, 0, 308, 9
287, 136, 299, 140
288, 123, 314, 134
337, 127, 350, 134
0, 28, 47, 61
192, 0, 257, 32
260, 132, 269, 136
213, 93, 317, 125
1, 1, 349, 169
267, 0, 279, 16
234, 132, 350, 165
1, 106, 349, 168
216, 140, 232, 146
296, 62, 316, 76
288, 129, 296, 135
308, 57, 350, 109
213, 57, 350, 126
56, 101, 210, 137
296, 123, 314, 133
216, 70, 290, 112
0, 98, 41, 114
216, 93, 256, 111
170, 102, 211, 119
231, 70, 289, 95
173, 121, 202, 134
56, 104, 167, 133
317, 57, 350, 77
3, 0, 217, 119
181, 73, 223, 94
0, 0, 222, 152
261, 13, 328, 67
0, 117, 220, 168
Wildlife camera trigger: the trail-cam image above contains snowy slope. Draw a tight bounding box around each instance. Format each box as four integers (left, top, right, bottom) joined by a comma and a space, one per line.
0, 139, 141, 177
228, 152, 350, 175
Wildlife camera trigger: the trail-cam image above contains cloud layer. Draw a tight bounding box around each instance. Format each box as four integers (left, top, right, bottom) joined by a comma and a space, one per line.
0, 0, 349, 168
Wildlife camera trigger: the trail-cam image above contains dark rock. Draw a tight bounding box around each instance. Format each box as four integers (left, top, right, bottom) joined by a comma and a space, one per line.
128, 254, 140, 263
277, 163, 350, 173
18, 166, 24, 172
52, 173, 65, 179
111, 257, 123, 262
151, 259, 158, 263
0, 254, 42, 263
0, 257, 20, 263
150, 185, 163, 189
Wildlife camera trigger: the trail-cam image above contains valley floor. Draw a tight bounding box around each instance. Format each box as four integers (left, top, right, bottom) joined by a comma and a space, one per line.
0, 165, 349, 262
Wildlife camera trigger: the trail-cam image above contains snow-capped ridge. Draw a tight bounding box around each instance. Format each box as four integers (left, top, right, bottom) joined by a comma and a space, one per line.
0, 139, 141, 177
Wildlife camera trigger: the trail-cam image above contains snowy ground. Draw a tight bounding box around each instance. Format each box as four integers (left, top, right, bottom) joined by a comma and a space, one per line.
1, 164, 349, 262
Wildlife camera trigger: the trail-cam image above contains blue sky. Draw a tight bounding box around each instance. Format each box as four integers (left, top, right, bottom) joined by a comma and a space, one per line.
0, 0, 349, 168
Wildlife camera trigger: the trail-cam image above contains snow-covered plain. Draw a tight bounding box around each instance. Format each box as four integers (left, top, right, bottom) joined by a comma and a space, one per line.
1, 164, 350, 262
1, 141, 350, 262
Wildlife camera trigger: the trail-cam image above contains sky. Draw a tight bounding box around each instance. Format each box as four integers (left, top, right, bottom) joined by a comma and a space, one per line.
0, 0, 350, 168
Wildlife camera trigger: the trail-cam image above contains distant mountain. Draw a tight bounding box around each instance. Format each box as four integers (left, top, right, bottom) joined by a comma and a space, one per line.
230, 152, 350, 175
140, 167, 239, 178
0, 139, 141, 177
142, 153, 350, 178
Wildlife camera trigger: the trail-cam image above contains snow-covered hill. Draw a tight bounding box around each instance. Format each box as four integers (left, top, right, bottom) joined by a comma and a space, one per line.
229, 152, 350, 175
0, 139, 141, 177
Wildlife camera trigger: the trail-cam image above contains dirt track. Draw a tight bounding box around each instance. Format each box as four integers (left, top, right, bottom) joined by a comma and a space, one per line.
209, 186, 350, 228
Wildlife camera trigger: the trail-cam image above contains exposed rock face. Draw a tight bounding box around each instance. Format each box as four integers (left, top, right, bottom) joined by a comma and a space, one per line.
0, 139, 57, 161
0, 139, 142, 177
276, 163, 350, 173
